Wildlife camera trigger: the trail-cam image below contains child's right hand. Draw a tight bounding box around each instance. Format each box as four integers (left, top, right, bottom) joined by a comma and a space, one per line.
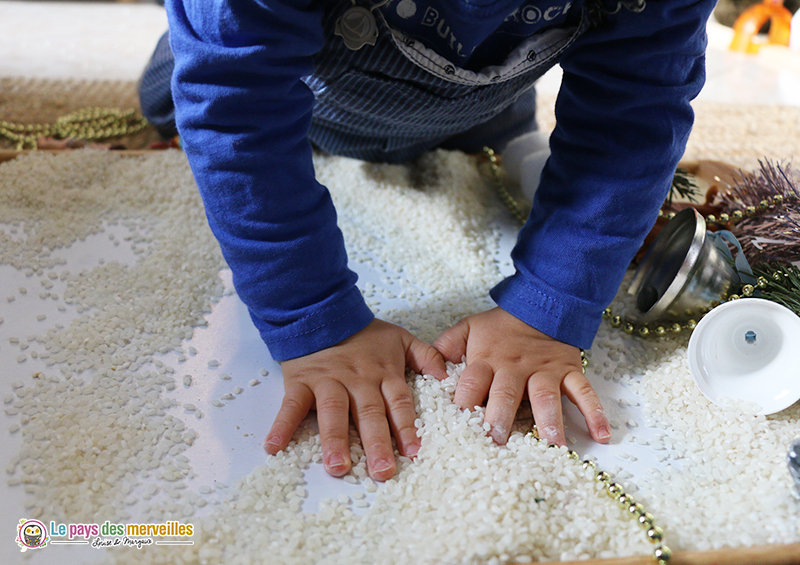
434, 307, 611, 447
263, 319, 448, 482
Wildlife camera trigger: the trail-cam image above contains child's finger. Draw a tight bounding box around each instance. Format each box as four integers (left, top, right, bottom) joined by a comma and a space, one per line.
264, 382, 313, 455
432, 318, 470, 364
314, 379, 353, 477
349, 385, 397, 482
381, 376, 421, 458
484, 369, 526, 445
527, 376, 566, 446
404, 333, 448, 380
562, 371, 611, 443
453, 359, 493, 411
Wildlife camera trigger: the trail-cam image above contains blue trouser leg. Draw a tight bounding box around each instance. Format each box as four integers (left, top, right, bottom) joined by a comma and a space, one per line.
138, 31, 177, 139
438, 87, 538, 154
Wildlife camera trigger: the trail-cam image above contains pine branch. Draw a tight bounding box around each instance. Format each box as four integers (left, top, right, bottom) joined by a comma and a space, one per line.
752, 261, 800, 317
666, 168, 700, 207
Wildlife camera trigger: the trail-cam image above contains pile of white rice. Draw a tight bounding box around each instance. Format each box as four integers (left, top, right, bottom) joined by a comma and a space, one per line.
1, 150, 797, 564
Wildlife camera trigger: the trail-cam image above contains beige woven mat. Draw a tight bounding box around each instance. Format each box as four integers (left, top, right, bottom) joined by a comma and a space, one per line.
1, 77, 797, 168
684, 101, 800, 170
537, 94, 800, 171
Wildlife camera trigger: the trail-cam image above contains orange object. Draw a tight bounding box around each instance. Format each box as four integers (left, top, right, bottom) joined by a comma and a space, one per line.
729, 0, 793, 53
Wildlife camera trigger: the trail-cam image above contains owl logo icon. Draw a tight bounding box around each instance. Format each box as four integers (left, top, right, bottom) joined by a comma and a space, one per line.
16, 519, 48, 551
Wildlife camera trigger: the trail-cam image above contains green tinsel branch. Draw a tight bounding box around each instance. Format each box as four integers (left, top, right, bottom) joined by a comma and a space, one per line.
752, 261, 800, 317
666, 168, 700, 207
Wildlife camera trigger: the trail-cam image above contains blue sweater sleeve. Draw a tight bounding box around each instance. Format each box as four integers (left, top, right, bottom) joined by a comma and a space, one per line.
166, 0, 374, 361
490, 0, 716, 349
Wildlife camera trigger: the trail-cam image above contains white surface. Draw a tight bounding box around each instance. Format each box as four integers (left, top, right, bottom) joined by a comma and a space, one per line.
703, 18, 800, 106
501, 131, 550, 202
0, 204, 685, 564
0, 1, 167, 80
793, 10, 800, 52
688, 298, 800, 415
0, 223, 339, 564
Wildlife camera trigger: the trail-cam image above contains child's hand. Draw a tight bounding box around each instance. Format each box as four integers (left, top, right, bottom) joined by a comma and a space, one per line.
433, 308, 611, 446
264, 319, 447, 481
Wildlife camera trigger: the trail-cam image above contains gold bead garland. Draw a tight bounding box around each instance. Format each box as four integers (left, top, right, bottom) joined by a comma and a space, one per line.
483, 147, 529, 224
484, 145, 794, 232
656, 193, 792, 227
0, 107, 150, 150
528, 425, 672, 564
602, 277, 766, 338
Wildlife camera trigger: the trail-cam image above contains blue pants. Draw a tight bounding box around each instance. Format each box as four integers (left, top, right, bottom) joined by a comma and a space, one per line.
138, 31, 176, 139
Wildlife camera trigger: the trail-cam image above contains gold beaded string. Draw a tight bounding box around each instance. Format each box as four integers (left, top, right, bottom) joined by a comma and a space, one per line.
483, 145, 794, 231
602, 277, 770, 338
0, 107, 150, 150
528, 425, 672, 565
683, 195, 789, 228
483, 147, 529, 224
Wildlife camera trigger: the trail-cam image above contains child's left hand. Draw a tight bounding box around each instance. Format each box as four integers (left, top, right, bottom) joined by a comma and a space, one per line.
433, 307, 611, 446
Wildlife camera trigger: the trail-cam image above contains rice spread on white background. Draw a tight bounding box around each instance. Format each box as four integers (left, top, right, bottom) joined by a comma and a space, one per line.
0, 150, 798, 564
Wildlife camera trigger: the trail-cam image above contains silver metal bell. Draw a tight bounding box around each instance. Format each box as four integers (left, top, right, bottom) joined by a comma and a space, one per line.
790, 439, 800, 496
628, 208, 744, 324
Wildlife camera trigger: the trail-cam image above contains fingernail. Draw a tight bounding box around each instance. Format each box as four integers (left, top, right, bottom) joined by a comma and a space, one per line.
405, 443, 420, 458
326, 453, 346, 472
372, 458, 393, 473
264, 436, 281, 451
598, 426, 611, 441
490, 424, 508, 445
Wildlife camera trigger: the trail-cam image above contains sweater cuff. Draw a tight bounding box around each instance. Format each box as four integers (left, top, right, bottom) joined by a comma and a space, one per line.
490, 273, 602, 350
251, 286, 375, 361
